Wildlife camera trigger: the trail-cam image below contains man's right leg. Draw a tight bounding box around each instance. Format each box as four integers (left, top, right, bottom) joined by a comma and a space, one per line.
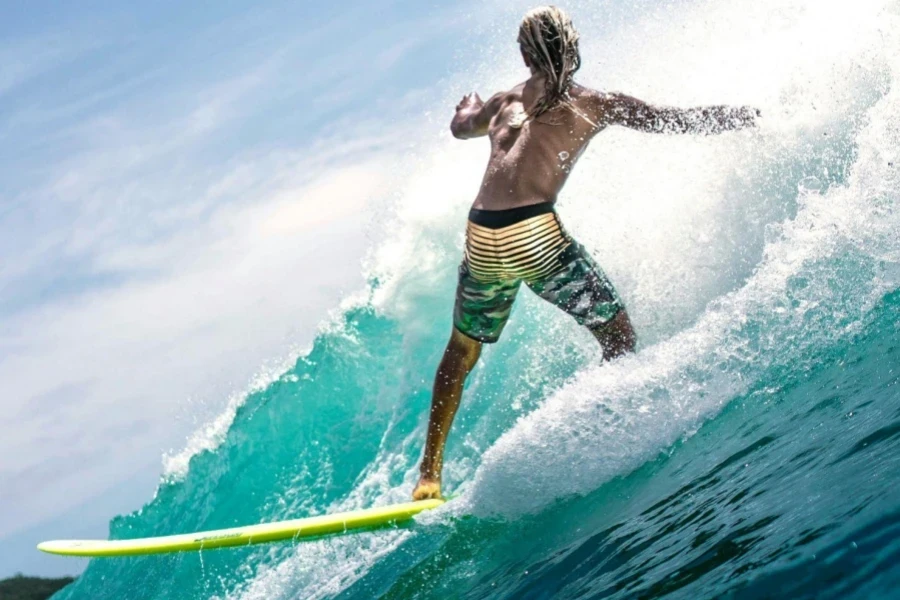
413, 328, 482, 500
528, 242, 637, 360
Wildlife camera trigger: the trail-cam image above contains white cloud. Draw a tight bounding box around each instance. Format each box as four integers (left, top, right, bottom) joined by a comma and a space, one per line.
0, 32, 99, 98
0, 144, 402, 538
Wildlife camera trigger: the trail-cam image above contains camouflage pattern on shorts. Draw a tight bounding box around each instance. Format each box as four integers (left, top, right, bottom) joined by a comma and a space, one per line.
453, 242, 623, 343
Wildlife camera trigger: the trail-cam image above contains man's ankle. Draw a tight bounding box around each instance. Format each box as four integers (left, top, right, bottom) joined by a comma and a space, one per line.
418, 467, 440, 483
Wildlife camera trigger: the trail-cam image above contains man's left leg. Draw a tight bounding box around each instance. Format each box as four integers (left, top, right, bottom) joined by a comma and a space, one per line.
413, 328, 482, 500
413, 260, 519, 500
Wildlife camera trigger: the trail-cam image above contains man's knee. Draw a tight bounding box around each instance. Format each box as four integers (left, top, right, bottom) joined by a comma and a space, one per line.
447, 328, 482, 371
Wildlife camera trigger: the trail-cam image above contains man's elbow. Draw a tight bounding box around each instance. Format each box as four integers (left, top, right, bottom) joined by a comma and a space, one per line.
450, 121, 470, 139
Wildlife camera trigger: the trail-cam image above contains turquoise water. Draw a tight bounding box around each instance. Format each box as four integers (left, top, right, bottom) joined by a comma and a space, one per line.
54, 1, 900, 598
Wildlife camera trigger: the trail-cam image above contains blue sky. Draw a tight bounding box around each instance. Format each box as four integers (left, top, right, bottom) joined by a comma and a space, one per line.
0, 0, 494, 577
1, 0, 472, 314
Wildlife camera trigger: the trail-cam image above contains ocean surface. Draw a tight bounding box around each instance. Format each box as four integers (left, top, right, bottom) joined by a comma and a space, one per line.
53, 0, 900, 598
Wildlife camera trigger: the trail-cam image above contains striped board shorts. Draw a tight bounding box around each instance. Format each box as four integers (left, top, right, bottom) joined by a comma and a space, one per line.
453, 202, 624, 343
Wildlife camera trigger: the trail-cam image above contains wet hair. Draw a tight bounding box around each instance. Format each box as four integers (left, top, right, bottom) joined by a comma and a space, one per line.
514, 6, 582, 126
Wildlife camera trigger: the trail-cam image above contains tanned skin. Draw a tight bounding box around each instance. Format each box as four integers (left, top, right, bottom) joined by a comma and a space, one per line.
412, 50, 758, 501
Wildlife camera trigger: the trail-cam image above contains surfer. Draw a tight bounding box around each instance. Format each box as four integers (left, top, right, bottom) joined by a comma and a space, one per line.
412, 5, 759, 500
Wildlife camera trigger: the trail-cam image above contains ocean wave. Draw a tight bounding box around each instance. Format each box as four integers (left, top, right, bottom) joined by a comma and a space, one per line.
57, 1, 900, 598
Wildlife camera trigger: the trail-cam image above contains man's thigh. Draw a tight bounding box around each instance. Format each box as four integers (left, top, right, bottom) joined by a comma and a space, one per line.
453, 260, 521, 344
526, 242, 624, 330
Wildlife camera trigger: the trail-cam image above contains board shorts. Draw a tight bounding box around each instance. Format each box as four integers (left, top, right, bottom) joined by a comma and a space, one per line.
453, 202, 624, 344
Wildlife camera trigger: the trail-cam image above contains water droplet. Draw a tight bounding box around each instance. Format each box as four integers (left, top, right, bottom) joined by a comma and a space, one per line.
558, 151, 570, 161
508, 108, 527, 128
798, 176, 823, 194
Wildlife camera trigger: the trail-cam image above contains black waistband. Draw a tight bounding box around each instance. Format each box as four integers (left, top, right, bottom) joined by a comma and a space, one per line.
468, 202, 556, 229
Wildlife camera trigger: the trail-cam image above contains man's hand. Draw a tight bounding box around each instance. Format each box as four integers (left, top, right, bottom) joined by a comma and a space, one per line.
456, 92, 484, 113
451, 91, 503, 139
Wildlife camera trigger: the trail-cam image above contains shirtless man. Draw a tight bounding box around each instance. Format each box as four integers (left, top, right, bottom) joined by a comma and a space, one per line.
412, 6, 758, 500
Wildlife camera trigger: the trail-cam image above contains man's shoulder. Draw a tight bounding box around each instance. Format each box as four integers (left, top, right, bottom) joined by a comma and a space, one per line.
480, 85, 525, 117
570, 84, 610, 103
570, 85, 631, 117
491, 83, 525, 104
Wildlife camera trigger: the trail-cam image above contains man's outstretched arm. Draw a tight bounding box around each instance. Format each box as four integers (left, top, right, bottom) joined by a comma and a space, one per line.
597, 92, 759, 135
450, 92, 505, 139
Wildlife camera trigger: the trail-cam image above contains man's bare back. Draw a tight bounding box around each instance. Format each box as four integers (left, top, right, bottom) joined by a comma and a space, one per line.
451, 76, 757, 211
464, 80, 599, 210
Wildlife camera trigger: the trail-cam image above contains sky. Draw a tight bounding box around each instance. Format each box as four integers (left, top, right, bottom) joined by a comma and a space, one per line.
0, 0, 492, 577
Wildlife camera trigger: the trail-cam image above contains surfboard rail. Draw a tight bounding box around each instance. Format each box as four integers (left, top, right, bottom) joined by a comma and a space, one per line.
37, 499, 445, 557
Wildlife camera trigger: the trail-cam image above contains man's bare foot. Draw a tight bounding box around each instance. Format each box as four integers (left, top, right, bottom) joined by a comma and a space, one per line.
412, 477, 442, 500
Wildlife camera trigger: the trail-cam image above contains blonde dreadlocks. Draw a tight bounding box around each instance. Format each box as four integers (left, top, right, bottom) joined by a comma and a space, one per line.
513, 6, 582, 128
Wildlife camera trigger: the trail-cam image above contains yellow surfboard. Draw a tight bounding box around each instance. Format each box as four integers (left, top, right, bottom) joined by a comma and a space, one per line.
38, 499, 445, 557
